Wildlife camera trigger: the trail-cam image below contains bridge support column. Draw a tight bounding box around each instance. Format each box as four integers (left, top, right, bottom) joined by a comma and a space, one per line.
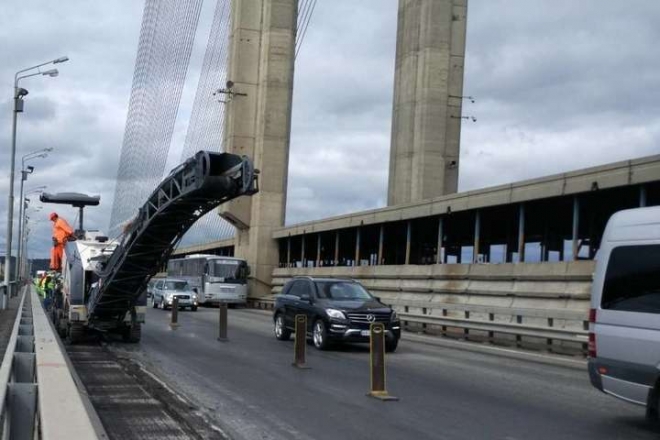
436, 217, 444, 264
355, 227, 361, 266
378, 225, 384, 265
405, 221, 412, 265
387, 0, 468, 205
517, 204, 526, 263
640, 185, 647, 207
221, 0, 297, 296
473, 210, 481, 264
572, 196, 580, 261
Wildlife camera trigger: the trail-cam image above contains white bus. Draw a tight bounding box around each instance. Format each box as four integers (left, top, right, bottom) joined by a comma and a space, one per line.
167, 254, 249, 305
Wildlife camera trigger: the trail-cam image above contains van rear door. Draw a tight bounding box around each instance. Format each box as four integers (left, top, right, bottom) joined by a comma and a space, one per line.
595, 244, 660, 404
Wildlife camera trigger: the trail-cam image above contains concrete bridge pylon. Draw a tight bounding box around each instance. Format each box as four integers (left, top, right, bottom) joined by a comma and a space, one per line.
220, 0, 297, 296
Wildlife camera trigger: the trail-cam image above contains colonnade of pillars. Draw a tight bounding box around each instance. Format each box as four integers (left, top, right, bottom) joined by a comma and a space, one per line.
280, 185, 650, 268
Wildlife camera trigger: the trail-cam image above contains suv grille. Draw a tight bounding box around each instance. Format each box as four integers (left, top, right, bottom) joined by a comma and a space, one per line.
346, 312, 390, 323
174, 295, 190, 300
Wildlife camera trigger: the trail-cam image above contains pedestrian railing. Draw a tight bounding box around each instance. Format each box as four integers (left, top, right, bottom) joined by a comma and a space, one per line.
0, 288, 100, 439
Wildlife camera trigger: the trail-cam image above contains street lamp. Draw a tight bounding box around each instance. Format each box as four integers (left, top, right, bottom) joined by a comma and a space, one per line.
3, 56, 68, 310
21, 206, 41, 280
17, 149, 52, 281
18, 186, 47, 279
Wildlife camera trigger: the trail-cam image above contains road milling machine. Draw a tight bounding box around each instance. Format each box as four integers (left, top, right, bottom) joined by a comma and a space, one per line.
41, 151, 258, 343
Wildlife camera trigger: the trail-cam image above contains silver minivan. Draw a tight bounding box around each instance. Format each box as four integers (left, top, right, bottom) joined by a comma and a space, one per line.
588, 206, 660, 420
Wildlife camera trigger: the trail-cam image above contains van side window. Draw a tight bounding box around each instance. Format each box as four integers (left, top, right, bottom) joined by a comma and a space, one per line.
602, 245, 660, 313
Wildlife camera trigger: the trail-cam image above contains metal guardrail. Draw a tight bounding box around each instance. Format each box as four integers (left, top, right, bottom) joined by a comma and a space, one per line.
257, 295, 588, 350
0, 288, 29, 438
390, 298, 588, 348
0, 288, 99, 439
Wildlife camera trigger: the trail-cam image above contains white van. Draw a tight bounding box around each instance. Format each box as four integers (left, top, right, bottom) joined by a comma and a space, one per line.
588, 206, 660, 420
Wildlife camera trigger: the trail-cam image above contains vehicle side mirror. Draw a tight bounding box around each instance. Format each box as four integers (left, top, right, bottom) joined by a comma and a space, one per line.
374, 296, 381, 302
300, 294, 311, 303
192, 287, 198, 293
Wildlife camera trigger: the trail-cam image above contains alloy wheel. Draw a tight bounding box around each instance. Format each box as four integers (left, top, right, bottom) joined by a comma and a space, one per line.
275, 315, 284, 338
313, 321, 324, 348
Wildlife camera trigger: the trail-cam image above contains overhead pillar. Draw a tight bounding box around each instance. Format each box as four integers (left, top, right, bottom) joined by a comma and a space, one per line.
387, 0, 468, 205
220, 0, 297, 296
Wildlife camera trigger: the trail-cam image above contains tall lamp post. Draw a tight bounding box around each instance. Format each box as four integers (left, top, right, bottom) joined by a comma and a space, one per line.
17, 150, 50, 280
18, 187, 46, 279
17, 149, 51, 280
3, 56, 68, 310
21, 206, 41, 280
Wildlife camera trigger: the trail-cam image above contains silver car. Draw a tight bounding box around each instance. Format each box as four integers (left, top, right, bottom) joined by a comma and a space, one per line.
152, 278, 199, 311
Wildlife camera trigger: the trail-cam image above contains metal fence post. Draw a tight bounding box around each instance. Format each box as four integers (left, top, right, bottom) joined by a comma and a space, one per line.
218, 302, 228, 341
170, 297, 179, 329
367, 323, 398, 401
291, 315, 310, 369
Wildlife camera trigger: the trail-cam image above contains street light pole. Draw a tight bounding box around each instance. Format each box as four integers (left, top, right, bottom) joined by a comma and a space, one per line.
17, 186, 46, 279
17, 150, 51, 281
2, 56, 67, 310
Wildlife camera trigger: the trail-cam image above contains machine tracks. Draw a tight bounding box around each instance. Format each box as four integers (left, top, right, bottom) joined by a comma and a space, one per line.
65, 342, 226, 440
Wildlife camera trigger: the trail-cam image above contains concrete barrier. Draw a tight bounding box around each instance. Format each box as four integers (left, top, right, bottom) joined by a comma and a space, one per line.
268, 262, 595, 355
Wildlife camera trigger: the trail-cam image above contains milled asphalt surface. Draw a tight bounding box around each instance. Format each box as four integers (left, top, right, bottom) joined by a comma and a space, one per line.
111, 306, 660, 440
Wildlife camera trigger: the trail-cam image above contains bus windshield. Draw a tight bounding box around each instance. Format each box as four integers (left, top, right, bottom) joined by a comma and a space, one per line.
208, 260, 247, 283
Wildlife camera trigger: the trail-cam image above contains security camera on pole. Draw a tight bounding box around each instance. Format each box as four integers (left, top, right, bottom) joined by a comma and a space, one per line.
2, 56, 68, 310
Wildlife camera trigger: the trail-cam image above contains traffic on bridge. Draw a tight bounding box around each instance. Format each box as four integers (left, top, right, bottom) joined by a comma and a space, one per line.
2, 0, 660, 439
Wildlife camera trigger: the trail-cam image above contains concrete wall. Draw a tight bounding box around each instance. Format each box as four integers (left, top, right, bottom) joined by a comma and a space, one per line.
388, 0, 468, 205
270, 261, 594, 352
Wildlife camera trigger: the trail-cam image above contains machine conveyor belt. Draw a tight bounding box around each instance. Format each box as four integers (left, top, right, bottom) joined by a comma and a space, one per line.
86, 151, 257, 325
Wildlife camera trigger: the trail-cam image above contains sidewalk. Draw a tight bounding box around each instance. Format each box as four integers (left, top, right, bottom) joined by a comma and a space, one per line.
0, 289, 23, 359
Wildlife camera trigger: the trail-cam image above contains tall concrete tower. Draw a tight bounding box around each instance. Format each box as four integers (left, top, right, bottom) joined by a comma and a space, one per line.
387, 0, 468, 206
220, 0, 296, 296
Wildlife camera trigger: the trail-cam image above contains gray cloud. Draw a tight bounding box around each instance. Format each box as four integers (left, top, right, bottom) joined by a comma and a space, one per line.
2, 0, 659, 259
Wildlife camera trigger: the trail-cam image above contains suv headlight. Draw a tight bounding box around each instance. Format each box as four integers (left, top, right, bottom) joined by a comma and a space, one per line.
391, 310, 399, 321
326, 309, 346, 320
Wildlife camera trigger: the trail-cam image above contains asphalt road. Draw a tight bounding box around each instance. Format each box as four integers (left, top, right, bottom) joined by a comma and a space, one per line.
111, 306, 660, 440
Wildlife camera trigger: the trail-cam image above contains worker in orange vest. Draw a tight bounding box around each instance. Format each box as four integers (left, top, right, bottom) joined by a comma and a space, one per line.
49, 212, 74, 271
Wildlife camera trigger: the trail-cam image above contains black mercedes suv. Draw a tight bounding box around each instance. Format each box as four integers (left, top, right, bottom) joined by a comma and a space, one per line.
273, 277, 401, 352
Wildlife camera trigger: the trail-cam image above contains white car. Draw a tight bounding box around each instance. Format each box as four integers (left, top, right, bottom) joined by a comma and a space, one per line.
152, 278, 199, 311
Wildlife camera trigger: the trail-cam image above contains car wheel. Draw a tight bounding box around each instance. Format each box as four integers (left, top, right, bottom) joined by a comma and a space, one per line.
160, 298, 167, 310
385, 338, 399, 353
152, 297, 158, 309
274, 313, 291, 341
191, 306, 198, 312
312, 319, 330, 350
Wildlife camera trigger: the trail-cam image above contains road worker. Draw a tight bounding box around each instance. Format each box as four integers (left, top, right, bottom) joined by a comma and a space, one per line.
49, 212, 75, 271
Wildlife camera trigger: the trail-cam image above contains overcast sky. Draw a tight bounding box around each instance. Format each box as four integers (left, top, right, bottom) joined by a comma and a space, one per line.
1, 0, 659, 258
